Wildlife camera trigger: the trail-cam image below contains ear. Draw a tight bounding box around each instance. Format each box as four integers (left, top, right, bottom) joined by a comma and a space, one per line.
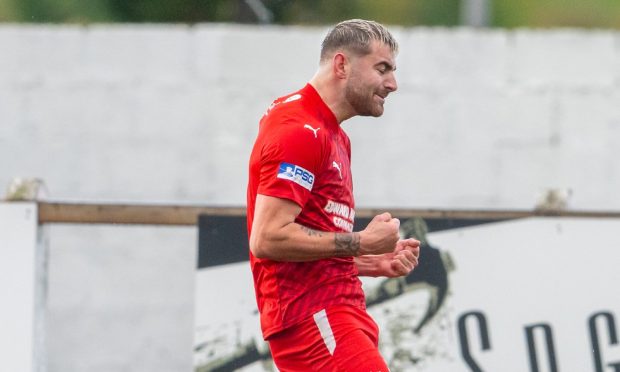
332, 52, 348, 79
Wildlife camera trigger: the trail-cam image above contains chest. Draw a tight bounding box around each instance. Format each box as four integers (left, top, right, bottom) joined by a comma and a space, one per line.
313, 132, 353, 203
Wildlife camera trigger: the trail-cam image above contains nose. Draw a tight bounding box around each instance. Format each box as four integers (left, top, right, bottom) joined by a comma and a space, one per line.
385, 72, 398, 93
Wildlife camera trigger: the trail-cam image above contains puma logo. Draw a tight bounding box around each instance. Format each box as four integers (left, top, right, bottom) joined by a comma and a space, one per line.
332, 161, 342, 179
304, 124, 320, 138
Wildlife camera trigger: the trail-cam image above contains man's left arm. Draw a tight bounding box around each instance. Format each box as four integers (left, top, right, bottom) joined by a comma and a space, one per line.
354, 238, 420, 277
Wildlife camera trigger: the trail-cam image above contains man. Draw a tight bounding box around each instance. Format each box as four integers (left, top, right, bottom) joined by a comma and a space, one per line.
247, 19, 420, 371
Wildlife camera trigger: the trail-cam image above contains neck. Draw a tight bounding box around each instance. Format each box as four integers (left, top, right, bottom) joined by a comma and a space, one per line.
308, 68, 355, 124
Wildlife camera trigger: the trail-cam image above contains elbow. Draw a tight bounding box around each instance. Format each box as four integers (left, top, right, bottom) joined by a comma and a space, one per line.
249, 233, 273, 259
250, 242, 268, 259
250, 219, 293, 260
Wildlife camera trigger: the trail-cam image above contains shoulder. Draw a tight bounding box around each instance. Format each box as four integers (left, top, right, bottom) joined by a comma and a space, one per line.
263, 118, 328, 150
262, 92, 328, 143
263, 91, 305, 119
258, 114, 329, 166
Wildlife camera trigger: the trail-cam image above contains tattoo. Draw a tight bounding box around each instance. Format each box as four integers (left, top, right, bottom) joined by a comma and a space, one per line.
300, 225, 323, 237
334, 232, 361, 257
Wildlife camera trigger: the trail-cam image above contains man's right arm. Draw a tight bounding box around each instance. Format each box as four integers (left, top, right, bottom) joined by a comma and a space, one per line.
250, 194, 400, 262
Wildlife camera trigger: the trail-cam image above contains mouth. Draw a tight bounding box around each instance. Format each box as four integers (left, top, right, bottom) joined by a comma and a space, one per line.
374, 93, 386, 104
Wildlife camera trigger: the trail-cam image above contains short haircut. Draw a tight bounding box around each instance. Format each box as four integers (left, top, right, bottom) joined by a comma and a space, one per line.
320, 19, 398, 62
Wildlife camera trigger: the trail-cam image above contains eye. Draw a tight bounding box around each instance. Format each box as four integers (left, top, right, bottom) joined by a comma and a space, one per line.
376, 63, 392, 75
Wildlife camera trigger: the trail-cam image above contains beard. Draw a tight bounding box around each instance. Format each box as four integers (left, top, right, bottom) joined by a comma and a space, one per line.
345, 76, 385, 117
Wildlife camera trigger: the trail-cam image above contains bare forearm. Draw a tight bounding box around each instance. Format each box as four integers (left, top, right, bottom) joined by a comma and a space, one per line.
252, 223, 361, 262
354, 255, 383, 277
250, 195, 401, 262
355, 239, 421, 278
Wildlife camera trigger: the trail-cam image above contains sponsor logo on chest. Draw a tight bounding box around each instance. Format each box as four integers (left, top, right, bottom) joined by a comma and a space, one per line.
324, 199, 355, 232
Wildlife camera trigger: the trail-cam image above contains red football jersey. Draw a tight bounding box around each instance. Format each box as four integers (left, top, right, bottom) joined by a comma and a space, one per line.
247, 84, 366, 339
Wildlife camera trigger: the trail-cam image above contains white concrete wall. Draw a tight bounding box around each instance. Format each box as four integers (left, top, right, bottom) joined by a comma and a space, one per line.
0, 203, 42, 372
1, 24, 619, 372
1, 25, 619, 209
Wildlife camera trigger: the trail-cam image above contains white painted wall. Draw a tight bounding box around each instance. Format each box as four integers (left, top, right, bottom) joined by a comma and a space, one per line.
0, 202, 43, 372
1, 24, 619, 372
1, 25, 619, 210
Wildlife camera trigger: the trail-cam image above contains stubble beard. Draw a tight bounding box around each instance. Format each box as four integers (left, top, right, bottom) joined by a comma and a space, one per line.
345, 77, 384, 118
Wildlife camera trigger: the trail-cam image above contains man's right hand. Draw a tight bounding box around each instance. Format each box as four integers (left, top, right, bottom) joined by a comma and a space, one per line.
359, 212, 400, 255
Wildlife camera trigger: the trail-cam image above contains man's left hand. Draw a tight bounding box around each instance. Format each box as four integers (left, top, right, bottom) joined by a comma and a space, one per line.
380, 238, 421, 278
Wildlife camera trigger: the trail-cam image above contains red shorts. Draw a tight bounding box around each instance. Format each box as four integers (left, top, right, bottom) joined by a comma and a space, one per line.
267, 305, 389, 372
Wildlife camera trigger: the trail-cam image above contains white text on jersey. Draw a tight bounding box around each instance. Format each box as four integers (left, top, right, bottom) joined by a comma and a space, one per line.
324, 200, 355, 232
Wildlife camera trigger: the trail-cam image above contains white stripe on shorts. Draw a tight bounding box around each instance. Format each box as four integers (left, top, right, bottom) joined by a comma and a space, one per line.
313, 309, 336, 355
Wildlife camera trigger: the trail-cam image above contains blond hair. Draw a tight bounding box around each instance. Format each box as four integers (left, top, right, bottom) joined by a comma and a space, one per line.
320, 19, 398, 62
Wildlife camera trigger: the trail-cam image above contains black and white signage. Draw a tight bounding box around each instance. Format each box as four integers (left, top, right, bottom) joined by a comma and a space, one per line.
194, 216, 620, 371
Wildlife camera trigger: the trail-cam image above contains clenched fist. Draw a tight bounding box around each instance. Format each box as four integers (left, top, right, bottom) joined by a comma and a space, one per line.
359, 212, 401, 255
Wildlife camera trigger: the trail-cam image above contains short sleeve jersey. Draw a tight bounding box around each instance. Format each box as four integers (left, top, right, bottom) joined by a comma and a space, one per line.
247, 84, 366, 339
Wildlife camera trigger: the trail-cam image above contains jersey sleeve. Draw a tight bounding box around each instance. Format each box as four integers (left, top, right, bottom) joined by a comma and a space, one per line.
257, 119, 325, 208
